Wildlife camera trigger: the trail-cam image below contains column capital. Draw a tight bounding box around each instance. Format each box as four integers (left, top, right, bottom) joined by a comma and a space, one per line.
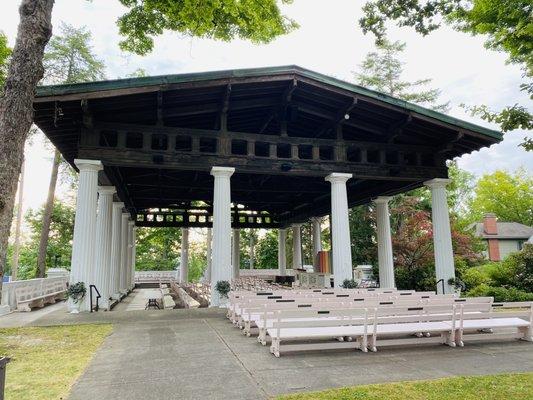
113, 201, 125, 209
291, 223, 302, 228
128, 220, 135, 227
424, 178, 451, 189
310, 216, 323, 222
211, 166, 235, 178
121, 213, 130, 219
74, 159, 103, 172
373, 196, 393, 204
98, 186, 116, 195
325, 172, 352, 184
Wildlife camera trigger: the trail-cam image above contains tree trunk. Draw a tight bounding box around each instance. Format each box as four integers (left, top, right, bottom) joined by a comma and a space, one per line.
36, 148, 60, 278
11, 159, 25, 281
0, 0, 54, 297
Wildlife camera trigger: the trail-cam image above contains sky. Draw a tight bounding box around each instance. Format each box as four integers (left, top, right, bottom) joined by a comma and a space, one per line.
2, 0, 531, 231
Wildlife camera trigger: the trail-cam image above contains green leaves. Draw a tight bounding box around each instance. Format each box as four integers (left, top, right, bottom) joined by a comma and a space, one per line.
468, 169, 533, 226
359, 0, 532, 140
117, 0, 298, 55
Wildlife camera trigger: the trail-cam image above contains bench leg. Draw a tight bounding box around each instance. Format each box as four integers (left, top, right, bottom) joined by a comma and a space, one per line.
369, 334, 377, 352
258, 329, 267, 345
519, 326, 533, 342
242, 321, 251, 336
270, 338, 281, 358
441, 332, 456, 347
361, 335, 368, 352
455, 329, 464, 347
17, 303, 32, 312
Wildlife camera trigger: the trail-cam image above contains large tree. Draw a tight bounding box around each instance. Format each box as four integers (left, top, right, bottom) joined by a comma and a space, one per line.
359, 0, 532, 148
0, 0, 296, 296
468, 169, 533, 226
356, 40, 450, 112
0, 0, 54, 295
36, 23, 105, 278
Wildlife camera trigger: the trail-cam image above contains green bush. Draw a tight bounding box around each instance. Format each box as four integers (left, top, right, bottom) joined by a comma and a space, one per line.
466, 284, 533, 302
461, 268, 490, 291
342, 279, 358, 289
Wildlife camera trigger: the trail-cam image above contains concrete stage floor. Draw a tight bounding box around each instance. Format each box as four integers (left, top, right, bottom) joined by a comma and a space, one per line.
1, 297, 532, 400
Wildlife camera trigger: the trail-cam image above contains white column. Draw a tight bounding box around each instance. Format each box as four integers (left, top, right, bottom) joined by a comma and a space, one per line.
131, 226, 137, 289
325, 173, 353, 286
232, 228, 240, 279
94, 186, 115, 309
278, 229, 287, 275
311, 217, 322, 262
126, 221, 134, 292
210, 166, 235, 306
374, 196, 395, 289
291, 224, 302, 269
425, 178, 456, 294
110, 202, 124, 299
180, 228, 189, 283
206, 228, 212, 282
69, 159, 102, 312
119, 213, 129, 294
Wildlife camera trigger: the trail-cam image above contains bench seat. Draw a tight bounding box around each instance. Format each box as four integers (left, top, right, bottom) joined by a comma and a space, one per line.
461, 317, 529, 330
376, 321, 452, 335
267, 325, 366, 340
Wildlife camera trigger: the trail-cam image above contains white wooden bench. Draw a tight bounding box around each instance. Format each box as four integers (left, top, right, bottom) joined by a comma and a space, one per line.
232, 292, 456, 326
455, 302, 533, 346
248, 297, 493, 344
368, 304, 459, 352
267, 308, 370, 357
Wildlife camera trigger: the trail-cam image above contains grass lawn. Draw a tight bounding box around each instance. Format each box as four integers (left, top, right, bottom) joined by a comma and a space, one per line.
275, 373, 533, 400
0, 324, 113, 400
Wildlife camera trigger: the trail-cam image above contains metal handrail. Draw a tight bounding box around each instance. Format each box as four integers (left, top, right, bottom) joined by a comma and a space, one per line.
436, 278, 445, 294
89, 285, 101, 313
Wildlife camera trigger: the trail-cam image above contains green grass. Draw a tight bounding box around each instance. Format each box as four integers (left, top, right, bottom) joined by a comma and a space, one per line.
275, 373, 533, 400
0, 324, 113, 400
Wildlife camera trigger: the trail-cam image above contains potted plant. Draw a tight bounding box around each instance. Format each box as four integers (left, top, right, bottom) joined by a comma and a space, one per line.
215, 280, 231, 307
342, 279, 358, 289
448, 277, 466, 296
67, 282, 86, 313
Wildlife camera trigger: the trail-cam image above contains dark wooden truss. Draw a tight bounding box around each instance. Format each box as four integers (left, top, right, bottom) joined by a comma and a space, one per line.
33, 66, 501, 228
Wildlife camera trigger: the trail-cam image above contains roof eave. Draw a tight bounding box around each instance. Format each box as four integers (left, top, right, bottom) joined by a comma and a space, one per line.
34, 65, 503, 142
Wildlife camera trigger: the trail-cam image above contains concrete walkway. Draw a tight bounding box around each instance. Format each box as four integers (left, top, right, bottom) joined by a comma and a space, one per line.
2, 305, 533, 399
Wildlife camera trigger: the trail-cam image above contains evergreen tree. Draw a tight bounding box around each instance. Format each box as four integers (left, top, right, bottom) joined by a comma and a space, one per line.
356, 40, 450, 112
36, 23, 106, 278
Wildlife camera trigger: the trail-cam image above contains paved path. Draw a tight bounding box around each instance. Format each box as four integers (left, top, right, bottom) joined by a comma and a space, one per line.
1, 305, 532, 399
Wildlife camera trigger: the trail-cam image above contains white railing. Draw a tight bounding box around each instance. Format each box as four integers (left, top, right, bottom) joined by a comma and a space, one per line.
239, 269, 296, 277
1, 276, 69, 312
134, 271, 178, 283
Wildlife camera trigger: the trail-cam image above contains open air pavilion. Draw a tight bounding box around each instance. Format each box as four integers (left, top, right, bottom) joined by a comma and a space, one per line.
30, 65, 503, 311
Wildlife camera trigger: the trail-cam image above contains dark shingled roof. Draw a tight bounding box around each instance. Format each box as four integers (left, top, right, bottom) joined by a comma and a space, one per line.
472, 222, 533, 239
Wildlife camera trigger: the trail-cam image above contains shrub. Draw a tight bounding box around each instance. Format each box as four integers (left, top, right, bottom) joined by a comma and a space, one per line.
484, 244, 533, 293
215, 280, 231, 298
342, 279, 358, 289
466, 284, 533, 302
461, 268, 490, 291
